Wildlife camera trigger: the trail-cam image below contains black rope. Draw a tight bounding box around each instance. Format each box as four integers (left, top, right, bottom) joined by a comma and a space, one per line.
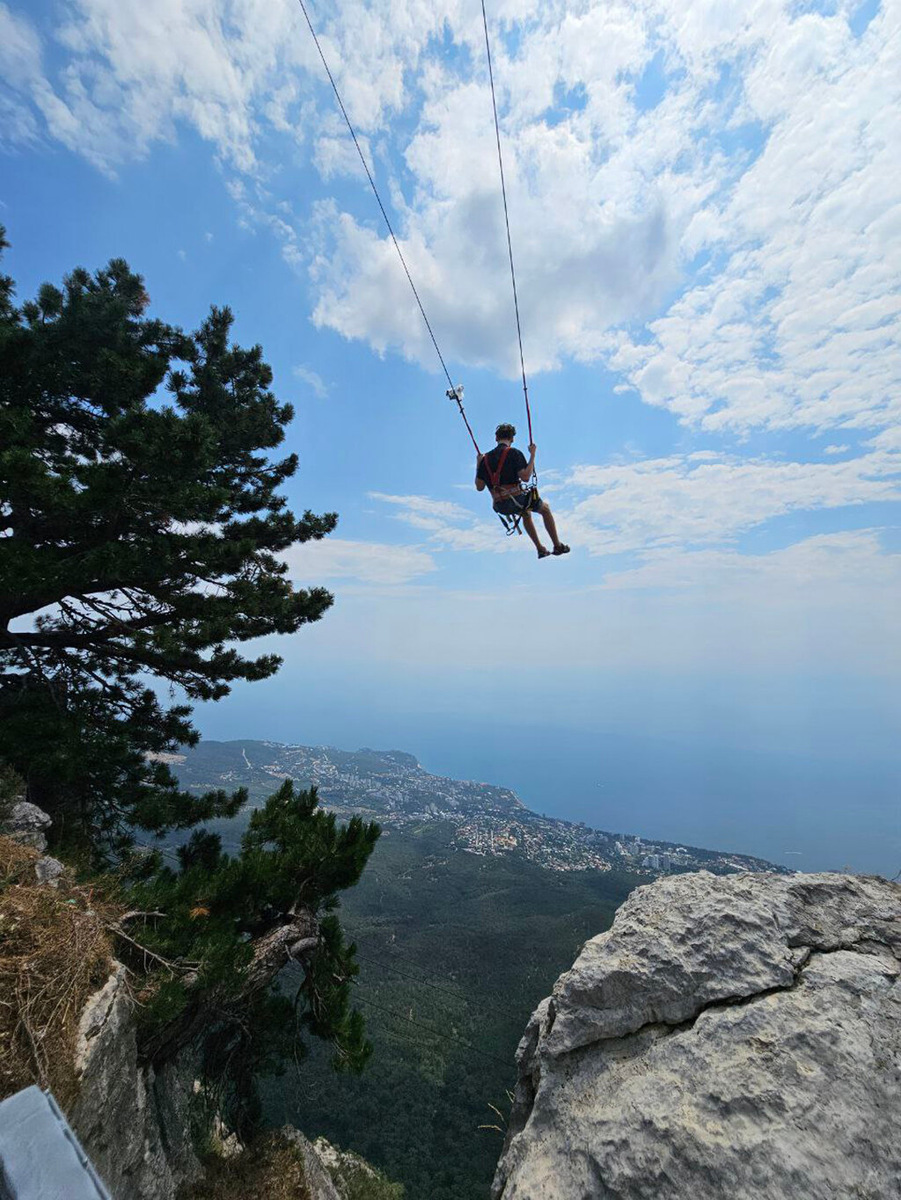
353, 987, 512, 1067
480, 0, 533, 447
355, 952, 477, 1004
294, 0, 456, 394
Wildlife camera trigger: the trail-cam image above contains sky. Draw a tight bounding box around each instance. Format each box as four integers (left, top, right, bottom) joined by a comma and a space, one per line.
2, 0, 900, 873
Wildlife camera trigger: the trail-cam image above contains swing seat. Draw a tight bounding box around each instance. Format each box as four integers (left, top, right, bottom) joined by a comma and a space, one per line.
497, 509, 522, 536
493, 485, 539, 535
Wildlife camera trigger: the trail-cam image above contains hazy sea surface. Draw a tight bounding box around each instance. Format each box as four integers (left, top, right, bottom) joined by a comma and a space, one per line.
196, 693, 899, 878
405, 720, 899, 877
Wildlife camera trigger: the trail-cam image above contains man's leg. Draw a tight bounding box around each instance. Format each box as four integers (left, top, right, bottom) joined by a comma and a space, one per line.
521, 510, 547, 553
539, 502, 563, 549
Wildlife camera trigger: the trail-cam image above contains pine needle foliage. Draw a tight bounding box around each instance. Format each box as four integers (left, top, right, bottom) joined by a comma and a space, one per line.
0, 230, 336, 857
0, 235, 378, 1135
121, 781, 380, 1136
0, 761, 22, 825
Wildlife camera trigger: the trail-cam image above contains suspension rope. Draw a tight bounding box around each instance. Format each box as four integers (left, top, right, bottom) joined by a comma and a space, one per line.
480, 0, 533, 449
449, 387, 482, 456
295, 0, 457, 399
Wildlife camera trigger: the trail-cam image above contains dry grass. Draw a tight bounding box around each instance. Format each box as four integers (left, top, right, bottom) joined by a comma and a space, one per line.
179, 1133, 312, 1200
0, 836, 113, 1107
0, 837, 43, 886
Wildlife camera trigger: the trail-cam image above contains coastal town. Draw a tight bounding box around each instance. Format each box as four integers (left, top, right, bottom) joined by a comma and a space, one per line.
171, 738, 785, 878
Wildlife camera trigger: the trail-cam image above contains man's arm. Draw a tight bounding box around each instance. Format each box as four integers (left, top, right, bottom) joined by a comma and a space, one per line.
475, 453, 487, 491
519, 443, 537, 481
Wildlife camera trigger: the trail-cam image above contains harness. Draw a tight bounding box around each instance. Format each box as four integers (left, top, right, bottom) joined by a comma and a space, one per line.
482, 446, 534, 537
483, 445, 511, 494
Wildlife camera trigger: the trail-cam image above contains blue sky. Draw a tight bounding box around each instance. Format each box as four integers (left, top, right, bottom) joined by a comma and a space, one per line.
3, 0, 900, 872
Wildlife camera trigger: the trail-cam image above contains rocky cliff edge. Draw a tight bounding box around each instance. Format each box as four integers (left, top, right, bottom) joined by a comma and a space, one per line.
493, 870, 901, 1200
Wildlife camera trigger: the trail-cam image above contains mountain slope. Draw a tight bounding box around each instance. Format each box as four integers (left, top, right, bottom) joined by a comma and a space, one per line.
260, 822, 638, 1200
171, 739, 785, 877
167, 739, 786, 1199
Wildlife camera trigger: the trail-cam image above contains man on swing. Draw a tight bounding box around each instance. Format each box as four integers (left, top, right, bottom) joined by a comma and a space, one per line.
476, 423, 570, 558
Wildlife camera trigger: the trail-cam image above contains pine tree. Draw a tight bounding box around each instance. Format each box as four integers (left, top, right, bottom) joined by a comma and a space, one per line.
0, 230, 336, 854
123, 782, 380, 1134
0, 233, 381, 1127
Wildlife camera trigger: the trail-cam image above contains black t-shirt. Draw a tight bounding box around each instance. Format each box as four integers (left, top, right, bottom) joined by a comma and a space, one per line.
478, 445, 527, 489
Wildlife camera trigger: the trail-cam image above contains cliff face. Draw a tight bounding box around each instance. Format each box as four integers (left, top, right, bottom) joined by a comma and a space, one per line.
493, 870, 901, 1200
0, 801, 394, 1200
68, 960, 397, 1200
68, 963, 203, 1200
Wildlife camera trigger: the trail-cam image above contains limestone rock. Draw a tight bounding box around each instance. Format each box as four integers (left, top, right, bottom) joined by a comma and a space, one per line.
33, 855, 64, 887
3, 801, 51, 851
280, 1129, 343, 1200
69, 963, 202, 1200
493, 871, 901, 1200
63, 962, 395, 1200
312, 1135, 402, 1198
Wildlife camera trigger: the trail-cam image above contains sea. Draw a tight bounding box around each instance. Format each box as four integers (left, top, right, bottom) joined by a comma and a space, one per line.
196, 687, 900, 879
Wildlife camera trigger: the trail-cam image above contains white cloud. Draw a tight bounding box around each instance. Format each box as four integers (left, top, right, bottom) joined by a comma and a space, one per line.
369, 492, 472, 525
281, 537, 437, 586
312, 123, 373, 183
368, 490, 513, 551
366, 441, 901, 561
0, 3, 43, 92
0, 89, 38, 147
563, 445, 901, 555
599, 529, 901, 596
292, 363, 328, 399
314, 0, 901, 435
7, 0, 900, 439
1, 0, 463, 172
0, 2, 54, 148
609, 5, 901, 435
288, 529, 901, 677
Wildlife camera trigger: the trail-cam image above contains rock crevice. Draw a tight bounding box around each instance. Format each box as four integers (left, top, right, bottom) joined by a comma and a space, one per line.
493, 871, 901, 1200
628, 934, 898, 1047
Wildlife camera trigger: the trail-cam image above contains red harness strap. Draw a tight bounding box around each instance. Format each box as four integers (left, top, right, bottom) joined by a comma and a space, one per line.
483, 445, 511, 494
484, 445, 529, 535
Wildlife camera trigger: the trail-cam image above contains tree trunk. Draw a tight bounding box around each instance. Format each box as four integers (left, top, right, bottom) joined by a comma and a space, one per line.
137, 908, 318, 1066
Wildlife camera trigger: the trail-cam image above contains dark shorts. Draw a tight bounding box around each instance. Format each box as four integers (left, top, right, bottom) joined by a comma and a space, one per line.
493, 489, 543, 517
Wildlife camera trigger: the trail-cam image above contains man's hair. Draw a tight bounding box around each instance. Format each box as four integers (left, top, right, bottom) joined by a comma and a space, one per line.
495, 423, 516, 441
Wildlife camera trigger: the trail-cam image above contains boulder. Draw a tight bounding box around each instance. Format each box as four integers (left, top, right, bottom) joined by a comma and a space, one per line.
33, 856, 64, 888
4, 801, 51, 851
312, 1135, 403, 1198
493, 871, 901, 1200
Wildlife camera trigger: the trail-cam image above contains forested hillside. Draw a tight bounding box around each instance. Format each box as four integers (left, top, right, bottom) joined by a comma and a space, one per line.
168, 739, 784, 1198
192, 810, 640, 1199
